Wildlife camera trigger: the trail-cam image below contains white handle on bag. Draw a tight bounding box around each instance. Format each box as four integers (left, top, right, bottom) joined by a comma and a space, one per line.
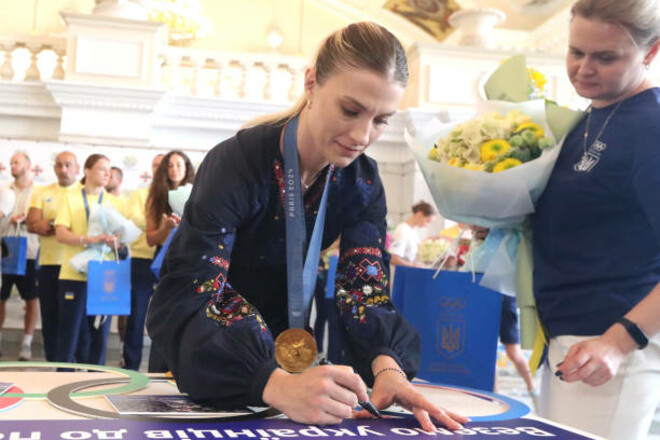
432, 224, 468, 279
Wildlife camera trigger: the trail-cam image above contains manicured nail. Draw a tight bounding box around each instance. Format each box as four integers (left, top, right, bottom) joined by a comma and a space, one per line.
554, 370, 563, 377
556, 362, 563, 367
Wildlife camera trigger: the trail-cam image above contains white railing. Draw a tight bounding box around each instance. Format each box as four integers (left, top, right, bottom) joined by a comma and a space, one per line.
159, 46, 307, 102
0, 36, 67, 82
0, 34, 308, 103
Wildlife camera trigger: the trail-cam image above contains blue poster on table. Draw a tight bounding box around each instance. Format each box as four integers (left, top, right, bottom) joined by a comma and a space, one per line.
392, 267, 502, 391
0, 416, 599, 439
0, 236, 27, 276
150, 227, 177, 279
87, 259, 131, 315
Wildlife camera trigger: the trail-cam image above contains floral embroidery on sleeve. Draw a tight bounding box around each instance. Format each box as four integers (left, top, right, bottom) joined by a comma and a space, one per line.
206, 287, 268, 332
192, 235, 269, 331
336, 246, 393, 323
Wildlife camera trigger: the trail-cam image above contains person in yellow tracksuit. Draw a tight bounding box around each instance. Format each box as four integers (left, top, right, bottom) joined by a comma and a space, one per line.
54, 154, 125, 366
27, 151, 81, 361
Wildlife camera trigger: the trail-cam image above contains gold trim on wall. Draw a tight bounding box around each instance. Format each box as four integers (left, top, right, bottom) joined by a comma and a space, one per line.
383, 0, 460, 42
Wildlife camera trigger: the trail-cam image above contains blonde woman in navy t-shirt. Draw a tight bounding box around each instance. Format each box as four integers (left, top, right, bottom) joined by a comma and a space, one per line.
533, 1, 660, 438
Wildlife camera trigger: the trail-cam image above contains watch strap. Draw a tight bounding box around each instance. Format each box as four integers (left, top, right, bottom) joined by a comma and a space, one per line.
617, 317, 649, 349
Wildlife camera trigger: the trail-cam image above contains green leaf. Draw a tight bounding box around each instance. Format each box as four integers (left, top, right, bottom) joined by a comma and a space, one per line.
545, 101, 584, 141
483, 55, 529, 103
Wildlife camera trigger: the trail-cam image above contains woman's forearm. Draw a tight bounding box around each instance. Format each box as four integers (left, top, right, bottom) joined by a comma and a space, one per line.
55, 225, 88, 246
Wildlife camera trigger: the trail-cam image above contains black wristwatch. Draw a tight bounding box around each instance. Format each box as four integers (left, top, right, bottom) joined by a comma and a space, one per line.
617, 317, 649, 349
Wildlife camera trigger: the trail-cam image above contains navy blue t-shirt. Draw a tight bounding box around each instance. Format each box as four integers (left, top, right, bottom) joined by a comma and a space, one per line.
533, 88, 660, 337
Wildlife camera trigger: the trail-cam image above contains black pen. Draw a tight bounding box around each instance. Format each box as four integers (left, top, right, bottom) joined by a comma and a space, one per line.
319, 358, 382, 419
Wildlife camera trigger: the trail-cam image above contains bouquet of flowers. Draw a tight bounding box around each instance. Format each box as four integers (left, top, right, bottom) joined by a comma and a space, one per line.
406, 55, 583, 349
407, 98, 566, 229
429, 109, 554, 173
69, 204, 142, 274
417, 237, 451, 265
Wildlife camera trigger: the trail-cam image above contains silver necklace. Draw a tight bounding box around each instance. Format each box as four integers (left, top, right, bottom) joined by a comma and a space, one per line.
581, 101, 623, 160
301, 169, 322, 191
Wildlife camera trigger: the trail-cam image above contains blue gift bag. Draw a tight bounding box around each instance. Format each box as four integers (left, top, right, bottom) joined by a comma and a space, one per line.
392, 267, 502, 391
1, 236, 28, 276
87, 258, 131, 316
150, 227, 177, 279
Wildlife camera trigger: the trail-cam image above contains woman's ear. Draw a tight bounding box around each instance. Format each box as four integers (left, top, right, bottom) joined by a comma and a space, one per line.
644, 40, 660, 66
304, 67, 317, 101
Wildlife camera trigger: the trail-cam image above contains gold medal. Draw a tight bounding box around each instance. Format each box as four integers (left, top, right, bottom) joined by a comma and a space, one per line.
274, 328, 318, 373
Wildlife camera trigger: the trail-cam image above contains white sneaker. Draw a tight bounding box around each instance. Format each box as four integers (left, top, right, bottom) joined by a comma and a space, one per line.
18, 344, 31, 361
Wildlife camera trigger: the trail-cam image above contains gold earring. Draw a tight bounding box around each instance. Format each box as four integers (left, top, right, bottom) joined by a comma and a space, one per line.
307, 100, 312, 109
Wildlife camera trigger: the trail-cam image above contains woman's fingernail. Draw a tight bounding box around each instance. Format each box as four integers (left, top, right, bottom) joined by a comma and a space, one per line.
554, 370, 563, 377
556, 362, 563, 367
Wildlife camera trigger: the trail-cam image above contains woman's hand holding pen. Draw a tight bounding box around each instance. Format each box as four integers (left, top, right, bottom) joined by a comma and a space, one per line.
369, 355, 469, 432
262, 365, 371, 425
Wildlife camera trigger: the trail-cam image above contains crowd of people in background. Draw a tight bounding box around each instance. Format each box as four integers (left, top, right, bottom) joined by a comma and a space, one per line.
0, 148, 194, 371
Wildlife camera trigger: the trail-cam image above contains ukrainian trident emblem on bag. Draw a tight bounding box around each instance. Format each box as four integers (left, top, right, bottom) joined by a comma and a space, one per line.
437, 296, 466, 358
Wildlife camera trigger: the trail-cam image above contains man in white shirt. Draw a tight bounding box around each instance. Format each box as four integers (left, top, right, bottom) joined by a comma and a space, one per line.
0, 152, 39, 360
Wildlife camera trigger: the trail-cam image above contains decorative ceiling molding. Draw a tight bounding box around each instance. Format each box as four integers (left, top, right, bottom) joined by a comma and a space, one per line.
383, 0, 460, 42
313, 0, 436, 48
44, 80, 166, 111
0, 82, 61, 118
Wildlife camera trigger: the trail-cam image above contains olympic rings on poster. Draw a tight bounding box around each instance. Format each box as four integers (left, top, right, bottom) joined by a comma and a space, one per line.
0, 362, 150, 398
0, 362, 279, 421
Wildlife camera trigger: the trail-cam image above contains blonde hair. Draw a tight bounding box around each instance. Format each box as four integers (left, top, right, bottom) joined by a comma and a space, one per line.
571, 0, 660, 50
244, 22, 408, 129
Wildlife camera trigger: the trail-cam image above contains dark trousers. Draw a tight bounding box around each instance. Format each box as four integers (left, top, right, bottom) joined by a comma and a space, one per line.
36, 265, 61, 361
122, 258, 155, 370
56, 280, 111, 366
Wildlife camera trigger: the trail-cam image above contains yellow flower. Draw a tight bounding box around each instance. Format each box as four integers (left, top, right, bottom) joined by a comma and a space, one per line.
481, 139, 511, 162
515, 122, 544, 139
493, 158, 523, 173
463, 163, 485, 171
527, 67, 548, 94
531, 70, 548, 89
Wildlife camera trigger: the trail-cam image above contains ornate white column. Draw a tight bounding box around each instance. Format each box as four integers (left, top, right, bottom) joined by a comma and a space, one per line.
92, 0, 149, 20
48, 8, 166, 146
448, 8, 506, 49
60, 11, 165, 87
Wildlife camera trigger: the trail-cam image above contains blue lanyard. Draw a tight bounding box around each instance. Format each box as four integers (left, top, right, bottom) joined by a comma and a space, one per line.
283, 116, 333, 329
82, 188, 104, 222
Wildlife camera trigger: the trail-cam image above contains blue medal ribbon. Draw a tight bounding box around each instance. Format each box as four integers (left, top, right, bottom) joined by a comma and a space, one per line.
283, 116, 333, 329
82, 188, 104, 222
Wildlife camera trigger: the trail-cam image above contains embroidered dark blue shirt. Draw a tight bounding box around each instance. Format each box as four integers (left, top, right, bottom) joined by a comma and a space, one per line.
147, 123, 421, 407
